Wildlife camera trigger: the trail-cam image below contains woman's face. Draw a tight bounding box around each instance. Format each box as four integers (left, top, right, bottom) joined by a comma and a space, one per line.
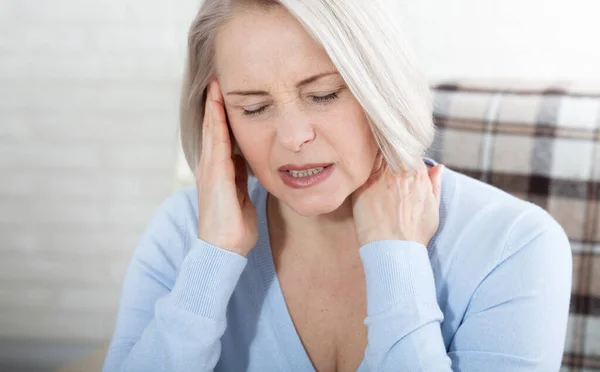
215, 6, 379, 217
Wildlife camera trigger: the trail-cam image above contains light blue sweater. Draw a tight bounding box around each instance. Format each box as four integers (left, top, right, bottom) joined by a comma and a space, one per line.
104, 160, 572, 371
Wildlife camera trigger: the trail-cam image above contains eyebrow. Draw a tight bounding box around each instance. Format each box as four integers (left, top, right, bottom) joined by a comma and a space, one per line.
226, 71, 340, 97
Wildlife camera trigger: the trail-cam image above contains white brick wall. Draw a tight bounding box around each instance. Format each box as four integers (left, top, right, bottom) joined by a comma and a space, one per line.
0, 0, 198, 353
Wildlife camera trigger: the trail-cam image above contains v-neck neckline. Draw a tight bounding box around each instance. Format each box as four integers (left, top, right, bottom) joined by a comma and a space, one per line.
249, 182, 318, 371
246, 157, 450, 372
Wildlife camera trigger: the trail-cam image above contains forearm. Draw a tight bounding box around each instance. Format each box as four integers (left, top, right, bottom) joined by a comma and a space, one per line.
104, 241, 247, 372
360, 241, 452, 371
359, 215, 572, 372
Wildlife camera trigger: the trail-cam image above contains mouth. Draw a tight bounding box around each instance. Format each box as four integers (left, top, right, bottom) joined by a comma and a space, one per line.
278, 163, 335, 189
278, 163, 333, 178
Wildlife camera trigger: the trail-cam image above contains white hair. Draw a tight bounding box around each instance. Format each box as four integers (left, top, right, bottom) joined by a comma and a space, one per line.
180, 0, 435, 174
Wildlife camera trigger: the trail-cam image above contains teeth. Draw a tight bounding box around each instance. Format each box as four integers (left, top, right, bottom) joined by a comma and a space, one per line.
288, 167, 325, 178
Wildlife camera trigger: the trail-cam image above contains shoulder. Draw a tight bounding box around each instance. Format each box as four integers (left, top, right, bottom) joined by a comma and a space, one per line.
131, 179, 264, 264
451, 169, 567, 245
435, 168, 571, 280
148, 186, 199, 245
433, 169, 571, 333
155, 185, 199, 221
125, 187, 199, 279
150, 177, 263, 230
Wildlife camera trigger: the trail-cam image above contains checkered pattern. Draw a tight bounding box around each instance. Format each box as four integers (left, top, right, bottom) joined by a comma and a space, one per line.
428, 80, 600, 371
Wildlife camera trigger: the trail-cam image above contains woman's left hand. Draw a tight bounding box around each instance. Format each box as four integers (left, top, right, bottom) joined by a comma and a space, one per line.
351, 155, 444, 247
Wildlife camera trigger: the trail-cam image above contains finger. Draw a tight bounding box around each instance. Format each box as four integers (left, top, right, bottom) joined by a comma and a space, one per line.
399, 171, 413, 195
209, 80, 232, 162
429, 164, 444, 205
419, 161, 433, 193
228, 123, 237, 158
418, 159, 429, 174
200, 84, 214, 167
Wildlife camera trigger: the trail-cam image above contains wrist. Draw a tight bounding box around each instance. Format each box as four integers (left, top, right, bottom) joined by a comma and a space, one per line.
196, 235, 250, 257
171, 240, 248, 318
359, 233, 428, 247
358, 231, 406, 247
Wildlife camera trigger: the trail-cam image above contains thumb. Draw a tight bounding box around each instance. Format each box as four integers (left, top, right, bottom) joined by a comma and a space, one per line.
428, 164, 444, 205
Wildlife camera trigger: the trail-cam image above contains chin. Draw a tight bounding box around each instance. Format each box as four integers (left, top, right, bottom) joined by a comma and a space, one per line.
281, 192, 348, 217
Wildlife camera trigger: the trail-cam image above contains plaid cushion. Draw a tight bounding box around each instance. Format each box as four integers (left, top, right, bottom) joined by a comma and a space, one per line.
428, 80, 600, 371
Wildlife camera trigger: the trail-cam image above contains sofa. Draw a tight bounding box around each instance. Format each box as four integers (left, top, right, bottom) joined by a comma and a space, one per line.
428, 80, 600, 371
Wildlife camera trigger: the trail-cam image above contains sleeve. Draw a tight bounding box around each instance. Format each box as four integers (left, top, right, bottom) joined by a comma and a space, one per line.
359, 209, 572, 372
102, 192, 248, 372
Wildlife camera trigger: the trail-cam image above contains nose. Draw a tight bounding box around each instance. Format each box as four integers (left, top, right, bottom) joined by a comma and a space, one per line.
276, 112, 316, 153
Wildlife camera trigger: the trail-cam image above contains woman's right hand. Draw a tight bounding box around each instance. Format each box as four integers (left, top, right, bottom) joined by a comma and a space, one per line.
196, 80, 258, 256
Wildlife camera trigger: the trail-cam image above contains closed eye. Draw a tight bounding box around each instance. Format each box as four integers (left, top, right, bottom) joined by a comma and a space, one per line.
311, 92, 339, 103
242, 105, 268, 117
241, 91, 340, 117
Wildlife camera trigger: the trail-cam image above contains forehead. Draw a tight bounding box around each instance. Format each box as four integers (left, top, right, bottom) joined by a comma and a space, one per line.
215, 6, 335, 86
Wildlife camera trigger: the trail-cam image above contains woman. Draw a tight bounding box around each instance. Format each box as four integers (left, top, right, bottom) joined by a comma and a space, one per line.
104, 0, 572, 371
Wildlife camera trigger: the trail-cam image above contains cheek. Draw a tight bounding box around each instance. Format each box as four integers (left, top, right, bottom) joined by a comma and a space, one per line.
348, 136, 379, 180
229, 122, 270, 169
322, 121, 376, 200
334, 109, 378, 169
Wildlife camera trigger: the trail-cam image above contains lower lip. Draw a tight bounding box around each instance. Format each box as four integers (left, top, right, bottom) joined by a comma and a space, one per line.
279, 165, 334, 189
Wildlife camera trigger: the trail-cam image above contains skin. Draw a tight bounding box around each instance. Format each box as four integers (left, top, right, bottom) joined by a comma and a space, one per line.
215, 5, 381, 254
196, 4, 443, 371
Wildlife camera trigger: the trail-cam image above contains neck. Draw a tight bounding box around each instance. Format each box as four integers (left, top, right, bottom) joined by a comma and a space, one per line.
266, 193, 359, 257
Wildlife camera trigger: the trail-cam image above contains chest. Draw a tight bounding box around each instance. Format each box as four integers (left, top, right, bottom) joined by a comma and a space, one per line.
277, 256, 368, 372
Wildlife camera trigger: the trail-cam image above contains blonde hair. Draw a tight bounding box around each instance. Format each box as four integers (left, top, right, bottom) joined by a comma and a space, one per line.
180, 0, 435, 174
